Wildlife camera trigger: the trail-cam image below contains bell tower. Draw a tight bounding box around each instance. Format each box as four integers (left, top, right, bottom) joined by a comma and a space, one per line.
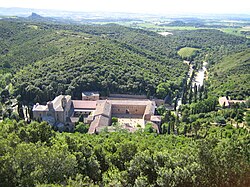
61, 96, 67, 123
61, 96, 67, 110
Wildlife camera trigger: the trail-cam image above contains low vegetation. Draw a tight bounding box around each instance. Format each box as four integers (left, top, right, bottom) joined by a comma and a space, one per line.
0, 119, 249, 187
177, 47, 200, 59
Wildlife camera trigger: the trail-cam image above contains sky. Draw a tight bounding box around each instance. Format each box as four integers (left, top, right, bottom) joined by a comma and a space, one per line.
0, 0, 249, 14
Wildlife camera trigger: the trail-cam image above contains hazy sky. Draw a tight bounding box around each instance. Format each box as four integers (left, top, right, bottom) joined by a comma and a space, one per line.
1, 0, 249, 14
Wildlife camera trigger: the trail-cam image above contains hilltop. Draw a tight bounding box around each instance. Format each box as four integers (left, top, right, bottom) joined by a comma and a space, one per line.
28, 12, 43, 19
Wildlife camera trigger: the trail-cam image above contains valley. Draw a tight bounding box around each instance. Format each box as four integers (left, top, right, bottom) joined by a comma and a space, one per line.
0, 11, 250, 187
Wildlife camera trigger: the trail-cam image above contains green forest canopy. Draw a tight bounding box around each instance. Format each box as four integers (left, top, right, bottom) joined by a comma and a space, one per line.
0, 119, 249, 187
208, 49, 250, 99
0, 18, 250, 187
0, 19, 249, 104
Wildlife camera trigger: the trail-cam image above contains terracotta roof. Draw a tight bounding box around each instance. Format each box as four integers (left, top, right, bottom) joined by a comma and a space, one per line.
33, 95, 71, 112
88, 101, 112, 134
52, 95, 71, 111
88, 121, 98, 134
109, 94, 147, 99
94, 100, 112, 117
88, 115, 110, 134
88, 99, 157, 134
109, 99, 156, 115
72, 100, 97, 109
110, 100, 152, 105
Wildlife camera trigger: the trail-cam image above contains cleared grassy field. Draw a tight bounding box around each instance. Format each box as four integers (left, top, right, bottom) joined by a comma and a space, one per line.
219, 28, 242, 36
178, 47, 200, 58
93, 21, 250, 38
136, 23, 199, 30
240, 27, 250, 38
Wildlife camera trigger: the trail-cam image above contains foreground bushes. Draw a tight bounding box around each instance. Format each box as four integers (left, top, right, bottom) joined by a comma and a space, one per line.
0, 119, 249, 186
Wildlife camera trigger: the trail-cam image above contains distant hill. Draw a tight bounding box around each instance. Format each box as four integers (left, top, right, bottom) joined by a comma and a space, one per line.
25, 12, 61, 23
28, 12, 43, 19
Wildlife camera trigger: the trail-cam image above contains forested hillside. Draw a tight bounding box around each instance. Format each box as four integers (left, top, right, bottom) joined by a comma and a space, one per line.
208, 49, 250, 99
0, 17, 250, 187
0, 19, 249, 104
0, 20, 187, 103
0, 119, 249, 187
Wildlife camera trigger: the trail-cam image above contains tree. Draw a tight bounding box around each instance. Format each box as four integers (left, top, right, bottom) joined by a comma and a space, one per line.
193, 83, 197, 103
18, 102, 24, 119
161, 123, 168, 134
189, 87, 193, 104
103, 166, 123, 186
111, 117, 118, 125
181, 109, 190, 123
10, 112, 20, 121
144, 123, 155, 133
75, 122, 89, 133
198, 85, 203, 101
215, 116, 226, 125
192, 121, 201, 138
1, 89, 10, 103
245, 111, 250, 126
156, 82, 170, 99
78, 114, 84, 122
157, 105, 166, 116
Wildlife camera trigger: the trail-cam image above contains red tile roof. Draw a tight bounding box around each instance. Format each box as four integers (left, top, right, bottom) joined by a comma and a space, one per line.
72, 100, 97, 109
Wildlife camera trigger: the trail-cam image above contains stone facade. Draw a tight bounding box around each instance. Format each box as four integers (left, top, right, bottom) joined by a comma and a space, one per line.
33, 92, 162, 133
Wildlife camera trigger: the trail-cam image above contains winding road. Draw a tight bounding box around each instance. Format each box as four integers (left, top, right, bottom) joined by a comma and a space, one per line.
176, 61, 208, 111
